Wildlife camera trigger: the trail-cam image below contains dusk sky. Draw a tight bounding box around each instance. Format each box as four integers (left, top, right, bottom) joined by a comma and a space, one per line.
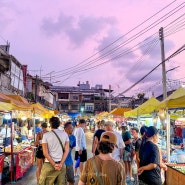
0, 0, 185, 98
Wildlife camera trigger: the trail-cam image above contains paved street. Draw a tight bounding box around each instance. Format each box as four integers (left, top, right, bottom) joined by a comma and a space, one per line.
4, 130, 134, 185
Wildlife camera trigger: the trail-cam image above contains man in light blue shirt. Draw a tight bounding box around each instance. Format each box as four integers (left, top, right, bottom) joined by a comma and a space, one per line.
64, 122, 76, 185
74, 119, 87, 174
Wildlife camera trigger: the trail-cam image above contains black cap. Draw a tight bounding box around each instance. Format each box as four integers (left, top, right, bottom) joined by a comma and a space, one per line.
146, 126, 158, 138
140, 126, 148, 135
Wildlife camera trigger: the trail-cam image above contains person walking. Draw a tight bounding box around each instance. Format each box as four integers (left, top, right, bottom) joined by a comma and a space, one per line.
35, 122, 49, 182
138, 126, 162, 185
121, 123, 133, 181
130, 127, 142, 184
38, 116, 69, 185
35, 122, 42, 134
92, 120, 105, 156
64, 121, 76, 185
105, 121, 125, 162
78, 131, 126, 185
130, 127, 142, 167
74, 119, 87, 174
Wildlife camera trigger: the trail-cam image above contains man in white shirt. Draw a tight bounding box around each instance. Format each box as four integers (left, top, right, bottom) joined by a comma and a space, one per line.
74, 119, 87, 174
105, 121, 125, 161
38, 117, 69, 185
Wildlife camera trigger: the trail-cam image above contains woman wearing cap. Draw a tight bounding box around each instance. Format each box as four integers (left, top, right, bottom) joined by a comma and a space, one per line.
138, 126, 162, 185
78, 131, 126, 185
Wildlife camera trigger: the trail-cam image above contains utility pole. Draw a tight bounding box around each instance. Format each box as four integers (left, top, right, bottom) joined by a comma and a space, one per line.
109, 85, 111, 112
159, 27, 167, 100
159, 27, 171, 162
35, 75, 38, 102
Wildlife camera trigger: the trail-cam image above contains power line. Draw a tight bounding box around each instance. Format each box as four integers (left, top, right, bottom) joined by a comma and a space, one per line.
114, 43, 185, 97
42, 0, 179, 78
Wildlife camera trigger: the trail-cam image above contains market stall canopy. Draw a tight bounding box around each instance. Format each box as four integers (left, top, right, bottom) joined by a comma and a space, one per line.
98, 111, 109, 116
124, 97, 160, 117
31, 103, 54, 118
4, 94, 32, 111
109, 108, 131, 116
156, 87, 185, 109
0, 102, 12, 111
0, 93, 11, 103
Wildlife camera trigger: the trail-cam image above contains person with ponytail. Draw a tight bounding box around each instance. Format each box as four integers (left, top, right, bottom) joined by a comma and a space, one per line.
138, 126, 162, 185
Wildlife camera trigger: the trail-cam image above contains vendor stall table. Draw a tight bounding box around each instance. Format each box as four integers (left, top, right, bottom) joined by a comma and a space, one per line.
166, 164, 185, 185
4, 146, 34, 182
0, 155, 4, 184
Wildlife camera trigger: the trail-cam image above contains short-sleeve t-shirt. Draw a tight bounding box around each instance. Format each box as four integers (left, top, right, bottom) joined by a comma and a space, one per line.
139, 141, 162, 185
132, 138, 142, 152
94, 129, 105, 155
42, 129, 69, 162
80, 156, 126, 185
65, 134, 76, 165
122, 131, 131, 152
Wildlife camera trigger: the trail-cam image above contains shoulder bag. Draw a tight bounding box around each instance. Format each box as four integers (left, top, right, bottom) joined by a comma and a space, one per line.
52, 130, 65, 153
92, 157, 104, 185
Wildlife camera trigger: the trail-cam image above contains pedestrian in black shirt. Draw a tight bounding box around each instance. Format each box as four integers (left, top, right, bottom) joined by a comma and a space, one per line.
92, 120, 105, 156
138, 126, 162, 185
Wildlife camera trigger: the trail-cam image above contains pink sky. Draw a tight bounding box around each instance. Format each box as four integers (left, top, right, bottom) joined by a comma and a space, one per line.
0, 0, 185, 97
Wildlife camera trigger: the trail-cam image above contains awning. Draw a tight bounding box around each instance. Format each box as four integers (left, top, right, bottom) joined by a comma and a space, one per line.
156, 87, 185, 109
109, 108, 131, 116
31, 103, 54, 118
4, 94, 32, 111
124, 97, 160, 117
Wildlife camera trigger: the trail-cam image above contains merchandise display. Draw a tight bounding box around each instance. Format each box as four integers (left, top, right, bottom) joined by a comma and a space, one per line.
166, 163, 185, 185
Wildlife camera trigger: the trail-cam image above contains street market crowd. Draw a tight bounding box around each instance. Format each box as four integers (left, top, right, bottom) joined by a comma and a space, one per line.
0, 117, 170, 185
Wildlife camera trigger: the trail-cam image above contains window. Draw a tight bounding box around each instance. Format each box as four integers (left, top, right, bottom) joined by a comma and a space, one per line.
85, 105, 94, 112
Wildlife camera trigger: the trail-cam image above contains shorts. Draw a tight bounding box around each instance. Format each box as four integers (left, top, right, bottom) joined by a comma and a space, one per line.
66, 164, 75, 183
123, 150, 132, 162
36, 146, 45, 159
75, 149, 87, 162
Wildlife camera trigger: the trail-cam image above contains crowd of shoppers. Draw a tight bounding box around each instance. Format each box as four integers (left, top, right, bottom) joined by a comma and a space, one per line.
28, 116, 166, 185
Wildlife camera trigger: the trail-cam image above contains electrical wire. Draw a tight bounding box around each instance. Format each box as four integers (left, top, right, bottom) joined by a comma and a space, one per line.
42, 0, 180, 78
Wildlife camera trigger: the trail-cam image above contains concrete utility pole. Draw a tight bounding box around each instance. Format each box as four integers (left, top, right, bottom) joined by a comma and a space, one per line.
159, 27, 167, 100
109, 85, 111, 112
35, 75, 38, 102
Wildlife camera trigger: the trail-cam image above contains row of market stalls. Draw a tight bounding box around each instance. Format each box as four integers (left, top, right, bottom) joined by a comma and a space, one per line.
0, 93, 55, 183
98, 87, 185, 185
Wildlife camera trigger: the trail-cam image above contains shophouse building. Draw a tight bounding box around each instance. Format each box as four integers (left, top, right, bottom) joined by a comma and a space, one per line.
50, 81, 112, 117
0, 44, 25, 96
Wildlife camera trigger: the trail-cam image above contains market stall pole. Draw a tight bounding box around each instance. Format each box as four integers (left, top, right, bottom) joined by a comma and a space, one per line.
166, 110, 171, 162
9, 111, 16, 183
0, 155, 4, 185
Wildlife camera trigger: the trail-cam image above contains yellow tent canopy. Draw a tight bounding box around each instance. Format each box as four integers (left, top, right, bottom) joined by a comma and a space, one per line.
31, 103, 54, 118
109, 108, 131, 116
0, 102, 12, 111
0, 93, 11, 103
0, 94, 32, 111
156, 87, 185, 109
124, 97, 160, 117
